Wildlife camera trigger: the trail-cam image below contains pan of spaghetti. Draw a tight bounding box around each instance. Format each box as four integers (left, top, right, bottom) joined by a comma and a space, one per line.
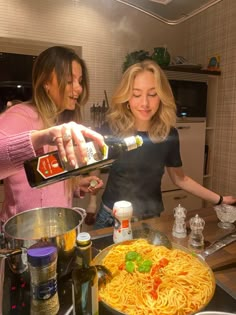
92, 239, 215, 315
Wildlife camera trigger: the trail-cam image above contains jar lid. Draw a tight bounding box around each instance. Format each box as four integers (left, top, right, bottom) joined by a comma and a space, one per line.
27, 245, 57, 267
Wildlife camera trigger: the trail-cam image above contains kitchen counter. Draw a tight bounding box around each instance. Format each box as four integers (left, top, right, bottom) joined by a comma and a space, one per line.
89, 206, 236, 299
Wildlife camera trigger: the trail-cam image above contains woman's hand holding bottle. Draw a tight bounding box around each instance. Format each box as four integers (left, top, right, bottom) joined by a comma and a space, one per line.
31, 122, 105, 168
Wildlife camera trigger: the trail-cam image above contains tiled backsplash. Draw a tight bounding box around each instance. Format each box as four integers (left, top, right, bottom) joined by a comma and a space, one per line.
183, 0, 236, 196
0, 0, 235, 196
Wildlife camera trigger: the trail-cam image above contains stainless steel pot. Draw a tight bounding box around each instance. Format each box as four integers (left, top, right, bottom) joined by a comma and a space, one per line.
0, 206, 86, 276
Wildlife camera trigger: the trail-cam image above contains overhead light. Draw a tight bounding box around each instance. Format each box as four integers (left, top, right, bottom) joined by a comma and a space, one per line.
149, 0, 173, 4
114, 0, 223, 25
17, 85, 22, 88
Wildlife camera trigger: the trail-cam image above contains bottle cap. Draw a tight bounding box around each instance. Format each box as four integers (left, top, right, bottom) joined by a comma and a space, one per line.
89, 179, 98, 188
77, 232, 91, 246
113, 200, 133, 217
135, 135, 143, 147
27, 245, 57, 267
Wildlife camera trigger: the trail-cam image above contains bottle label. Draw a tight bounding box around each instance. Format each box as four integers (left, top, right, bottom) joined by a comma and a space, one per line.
31, 278, 57, 300
37, 152, 66, 179
35, 136, 142, 180
124, 136, 139, 151
86, 141, 104, 164
37, 142, 104, 179
121, 219, 129, 228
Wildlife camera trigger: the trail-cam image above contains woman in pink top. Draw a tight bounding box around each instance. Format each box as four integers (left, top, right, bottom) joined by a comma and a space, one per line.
0, 46, 104, 223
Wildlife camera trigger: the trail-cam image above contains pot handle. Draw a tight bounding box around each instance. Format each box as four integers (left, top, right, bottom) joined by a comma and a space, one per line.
0, 248, 22, 258
199, 232, 236, 259
72, 207, 87, 222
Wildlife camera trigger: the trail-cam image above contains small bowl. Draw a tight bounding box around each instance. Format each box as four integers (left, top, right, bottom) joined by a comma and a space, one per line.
214, 204, 236, 229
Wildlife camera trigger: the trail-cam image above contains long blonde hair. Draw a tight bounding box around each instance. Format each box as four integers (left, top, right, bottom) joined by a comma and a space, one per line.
31, 46, 89, 128
107, 60, 176, 142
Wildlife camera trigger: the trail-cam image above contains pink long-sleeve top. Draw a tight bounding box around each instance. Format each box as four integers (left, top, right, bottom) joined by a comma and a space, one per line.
0, 103, 73, 222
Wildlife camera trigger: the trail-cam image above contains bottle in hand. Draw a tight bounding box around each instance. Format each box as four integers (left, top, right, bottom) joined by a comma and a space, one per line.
72, 232, 99, 315
24, 135, 143, 188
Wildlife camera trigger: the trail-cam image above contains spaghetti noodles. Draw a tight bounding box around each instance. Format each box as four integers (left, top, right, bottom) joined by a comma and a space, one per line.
99, 239, 215, 315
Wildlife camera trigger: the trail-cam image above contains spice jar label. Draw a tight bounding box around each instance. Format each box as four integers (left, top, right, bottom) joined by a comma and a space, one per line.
31, 279, 57, 300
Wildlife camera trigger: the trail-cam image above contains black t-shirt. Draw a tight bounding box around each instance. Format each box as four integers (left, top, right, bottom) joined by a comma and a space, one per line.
101, 127, 182, 218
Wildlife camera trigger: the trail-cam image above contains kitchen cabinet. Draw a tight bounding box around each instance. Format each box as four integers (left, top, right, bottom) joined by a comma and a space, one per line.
163, 70, 220, 210
161, 121, 206, 213
163, 70, 219, 190
161, 121, 206, 191
161, 189, 202, 216
203, 75, 219, 192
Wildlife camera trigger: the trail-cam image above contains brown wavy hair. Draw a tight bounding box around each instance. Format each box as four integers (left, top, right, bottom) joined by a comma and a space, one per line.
31, 46, 89, 194
31, 46, 89, 127
107, 60, 176, 142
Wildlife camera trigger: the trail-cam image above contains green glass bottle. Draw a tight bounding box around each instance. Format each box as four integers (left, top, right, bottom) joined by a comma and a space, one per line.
72, 232, 99, 315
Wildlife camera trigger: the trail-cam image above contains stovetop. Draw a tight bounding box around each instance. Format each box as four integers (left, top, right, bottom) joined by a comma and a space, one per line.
2, 233, 236, 315
2, 261, 73, 315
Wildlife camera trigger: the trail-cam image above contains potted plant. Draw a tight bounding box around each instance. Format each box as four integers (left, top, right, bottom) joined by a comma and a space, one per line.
122, 50, 151, 72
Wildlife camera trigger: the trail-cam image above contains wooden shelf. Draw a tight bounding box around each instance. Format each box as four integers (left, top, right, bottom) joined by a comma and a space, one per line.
162, 66, 221, 76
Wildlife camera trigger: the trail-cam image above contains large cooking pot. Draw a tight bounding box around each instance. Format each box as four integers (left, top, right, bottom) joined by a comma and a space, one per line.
0, 206, 86, 277
92, 239, 216, 315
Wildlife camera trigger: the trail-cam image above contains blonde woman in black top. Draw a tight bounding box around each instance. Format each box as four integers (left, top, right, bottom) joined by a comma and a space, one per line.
92, 60, 236, 229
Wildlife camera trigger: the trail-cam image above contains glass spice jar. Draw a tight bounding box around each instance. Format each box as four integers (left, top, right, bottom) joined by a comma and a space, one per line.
27, 244, 59, 315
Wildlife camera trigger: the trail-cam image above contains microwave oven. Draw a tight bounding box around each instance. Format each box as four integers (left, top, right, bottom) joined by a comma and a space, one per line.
169, 79, 208, 118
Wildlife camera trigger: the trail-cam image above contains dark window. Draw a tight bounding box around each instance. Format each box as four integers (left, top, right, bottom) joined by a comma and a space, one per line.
0, 52, 36, 112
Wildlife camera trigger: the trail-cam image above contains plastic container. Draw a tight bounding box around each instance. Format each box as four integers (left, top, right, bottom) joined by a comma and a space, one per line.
113, 200, 133, 243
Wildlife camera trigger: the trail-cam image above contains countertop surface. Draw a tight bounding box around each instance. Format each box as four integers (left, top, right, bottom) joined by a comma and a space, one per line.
89, 206, 236, 299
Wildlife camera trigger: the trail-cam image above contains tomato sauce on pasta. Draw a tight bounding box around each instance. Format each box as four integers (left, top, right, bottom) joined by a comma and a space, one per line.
99, 239, 215, 315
